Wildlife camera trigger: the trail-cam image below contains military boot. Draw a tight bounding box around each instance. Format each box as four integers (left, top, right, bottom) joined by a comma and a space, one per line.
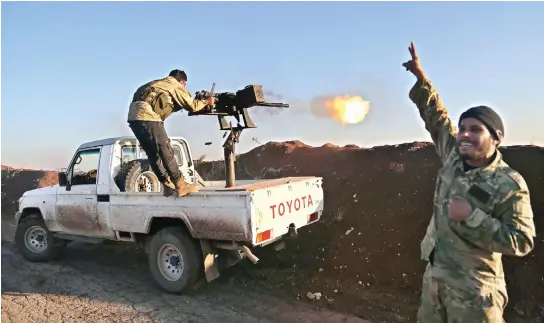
163, 177, 176, 197
174, 178, 200, 198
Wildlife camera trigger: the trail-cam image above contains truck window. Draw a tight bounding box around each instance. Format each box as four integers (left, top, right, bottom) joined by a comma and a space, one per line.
179, 141, 192, 166
121, 146, 148, 164
173, 145, 184, 165
69, 148, 100, 186
121, 145, 183, 166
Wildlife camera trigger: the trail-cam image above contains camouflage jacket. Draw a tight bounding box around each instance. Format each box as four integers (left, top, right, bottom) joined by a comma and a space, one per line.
410, 78, 536, 283
127, 76, 208, 122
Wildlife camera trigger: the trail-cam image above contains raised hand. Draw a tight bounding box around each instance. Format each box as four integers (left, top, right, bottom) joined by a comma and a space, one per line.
402, 42, 427, 80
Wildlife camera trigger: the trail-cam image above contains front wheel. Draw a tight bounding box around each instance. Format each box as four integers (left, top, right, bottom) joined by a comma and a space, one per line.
14, 216, 66, 262
148, 227, 202, 294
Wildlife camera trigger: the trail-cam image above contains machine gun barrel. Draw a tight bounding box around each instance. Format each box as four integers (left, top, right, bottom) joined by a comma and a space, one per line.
254, 102, 289, 108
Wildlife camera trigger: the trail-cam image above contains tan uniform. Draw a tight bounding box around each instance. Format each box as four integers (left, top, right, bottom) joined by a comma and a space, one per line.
127, 76, 207, 122
126, 75, 207, 196
410, 78, 536, 322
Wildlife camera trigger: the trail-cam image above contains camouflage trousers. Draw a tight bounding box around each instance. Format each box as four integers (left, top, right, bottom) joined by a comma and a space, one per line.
417, 264, 508, 323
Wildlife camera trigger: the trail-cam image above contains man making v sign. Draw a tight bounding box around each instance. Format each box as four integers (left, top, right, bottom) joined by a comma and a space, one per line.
403, 42, 536, 322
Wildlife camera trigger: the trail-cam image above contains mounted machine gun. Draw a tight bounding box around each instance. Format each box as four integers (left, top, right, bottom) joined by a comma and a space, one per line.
188, 84, 289, 187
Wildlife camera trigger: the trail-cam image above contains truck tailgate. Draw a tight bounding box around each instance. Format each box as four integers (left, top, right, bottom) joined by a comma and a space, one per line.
248, 177, 324, 246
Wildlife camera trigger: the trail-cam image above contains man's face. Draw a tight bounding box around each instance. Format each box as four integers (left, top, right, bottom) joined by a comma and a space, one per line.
457, 117, 497, 162
180, 80, 187, 87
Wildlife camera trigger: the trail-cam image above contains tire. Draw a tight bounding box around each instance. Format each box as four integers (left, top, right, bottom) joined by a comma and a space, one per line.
116, 159, 162, 193
148, 227, 202, 294
15, 215, 66, 262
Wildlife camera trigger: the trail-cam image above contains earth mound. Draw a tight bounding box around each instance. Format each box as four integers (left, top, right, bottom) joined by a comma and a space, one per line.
1, 167, 58, 221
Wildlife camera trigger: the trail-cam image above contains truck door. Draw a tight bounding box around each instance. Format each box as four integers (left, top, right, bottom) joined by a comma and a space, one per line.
55, 147, 102, 237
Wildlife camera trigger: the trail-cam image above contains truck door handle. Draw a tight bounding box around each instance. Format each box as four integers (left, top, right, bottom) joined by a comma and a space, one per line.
85, 197, 93, 200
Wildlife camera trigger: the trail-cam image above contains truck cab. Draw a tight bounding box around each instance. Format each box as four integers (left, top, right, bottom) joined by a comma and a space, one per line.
21, 136, 197, 239
67, 136, 198, 193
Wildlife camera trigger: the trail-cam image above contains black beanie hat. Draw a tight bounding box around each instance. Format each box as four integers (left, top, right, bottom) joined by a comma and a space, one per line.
459, 105, 504, 140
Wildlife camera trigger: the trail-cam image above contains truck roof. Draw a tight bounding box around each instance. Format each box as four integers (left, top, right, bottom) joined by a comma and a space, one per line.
78, 136, 187, 150
78, 137, 134, 150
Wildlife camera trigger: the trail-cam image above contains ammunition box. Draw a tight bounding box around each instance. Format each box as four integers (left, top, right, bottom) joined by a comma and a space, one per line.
236, 85, 265, 107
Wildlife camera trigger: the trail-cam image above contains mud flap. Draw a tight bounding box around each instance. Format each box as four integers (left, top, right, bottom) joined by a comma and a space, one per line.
200, 239, 220, 282
199, 240, 247, 283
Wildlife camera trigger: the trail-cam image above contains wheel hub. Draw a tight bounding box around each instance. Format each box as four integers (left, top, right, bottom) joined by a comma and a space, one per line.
24, 226, 48, 253
136, 172, 154, 192
170, 255, 180, 267
157, 243, 184, 281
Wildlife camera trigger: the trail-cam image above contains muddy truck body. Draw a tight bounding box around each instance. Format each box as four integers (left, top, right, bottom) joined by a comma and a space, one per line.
14, 136, 324, 293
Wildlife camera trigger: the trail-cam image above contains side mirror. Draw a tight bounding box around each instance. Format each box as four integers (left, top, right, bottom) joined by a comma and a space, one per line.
58, 172, 68, 187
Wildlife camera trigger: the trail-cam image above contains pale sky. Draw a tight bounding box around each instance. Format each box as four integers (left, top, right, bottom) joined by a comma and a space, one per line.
2, 1, 543, 170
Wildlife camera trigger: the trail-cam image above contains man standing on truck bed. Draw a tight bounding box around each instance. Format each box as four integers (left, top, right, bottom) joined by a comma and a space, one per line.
403, 42, 536, 322
127, 69, 214, 197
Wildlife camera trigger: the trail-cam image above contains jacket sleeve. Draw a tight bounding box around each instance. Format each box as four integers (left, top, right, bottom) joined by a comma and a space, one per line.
449, 180, 536, 257
171, 87, 208, 112
409, 79, 458, 164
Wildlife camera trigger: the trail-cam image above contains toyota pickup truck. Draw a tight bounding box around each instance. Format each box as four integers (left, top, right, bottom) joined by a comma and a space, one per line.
14, 136, 324, 293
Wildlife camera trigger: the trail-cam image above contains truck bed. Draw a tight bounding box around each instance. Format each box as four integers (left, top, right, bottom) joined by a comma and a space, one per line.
200, 177, 318, 191
119, 177, 317, 193
108, 177, 324, 245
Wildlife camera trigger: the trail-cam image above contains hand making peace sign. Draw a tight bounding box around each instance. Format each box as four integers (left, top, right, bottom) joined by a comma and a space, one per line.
402, 42, 427, 81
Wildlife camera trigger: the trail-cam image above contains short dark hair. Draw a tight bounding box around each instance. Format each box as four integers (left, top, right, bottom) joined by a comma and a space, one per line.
169, 69, 187, 82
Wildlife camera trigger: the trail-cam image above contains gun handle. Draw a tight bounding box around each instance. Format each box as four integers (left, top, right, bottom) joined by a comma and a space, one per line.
207, 82, 217, 109
210, 83, 216, 98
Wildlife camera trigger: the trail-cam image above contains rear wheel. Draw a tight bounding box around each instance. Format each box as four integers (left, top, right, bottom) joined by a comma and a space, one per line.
15, 215, 66, 262
148, 227, 202, 293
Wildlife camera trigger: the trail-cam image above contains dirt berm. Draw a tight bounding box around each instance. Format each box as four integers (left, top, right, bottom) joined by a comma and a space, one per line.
1, 166, 58, 224
1, 141, 542, 322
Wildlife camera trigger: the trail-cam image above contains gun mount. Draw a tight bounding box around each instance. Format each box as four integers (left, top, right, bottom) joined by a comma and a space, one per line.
188, 84, 289, 188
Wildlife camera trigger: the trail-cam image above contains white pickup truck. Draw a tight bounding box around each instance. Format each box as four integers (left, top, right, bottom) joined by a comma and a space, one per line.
14, 136, 324, 293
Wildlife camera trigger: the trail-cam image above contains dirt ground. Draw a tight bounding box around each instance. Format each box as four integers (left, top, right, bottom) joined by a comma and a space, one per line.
1, 141, 543, 322
1, 239, 371, 323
